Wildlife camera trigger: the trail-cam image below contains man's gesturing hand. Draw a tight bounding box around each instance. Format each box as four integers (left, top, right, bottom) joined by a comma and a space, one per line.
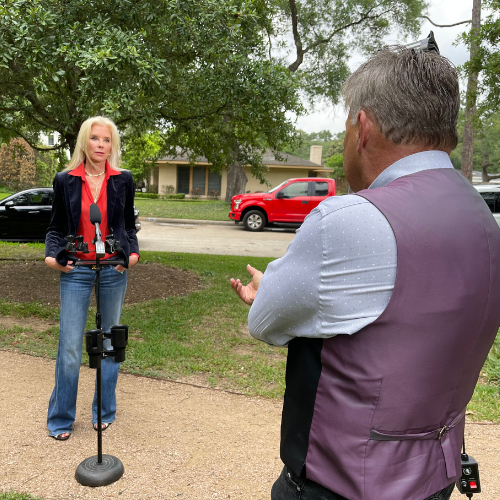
230, 264, 263, 305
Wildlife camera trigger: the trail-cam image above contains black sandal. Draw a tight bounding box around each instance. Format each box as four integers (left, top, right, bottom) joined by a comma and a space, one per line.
51, 432, 71, 441
93, 422, 111, 431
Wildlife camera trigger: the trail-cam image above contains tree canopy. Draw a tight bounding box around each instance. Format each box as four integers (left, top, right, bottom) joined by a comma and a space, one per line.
0, 0, 428, 198
277, 0, 426, 105
121, 131, 163, 187
451, 108, 500, 180
460, 0, 500, 116
0, 0, 301, 171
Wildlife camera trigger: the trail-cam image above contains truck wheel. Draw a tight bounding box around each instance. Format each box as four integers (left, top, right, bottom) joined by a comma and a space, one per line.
243, 210, 266, 231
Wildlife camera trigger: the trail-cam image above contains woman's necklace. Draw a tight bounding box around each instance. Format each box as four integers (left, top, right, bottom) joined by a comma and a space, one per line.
86, 174, 104, 203
85, 161, 106, 202
85, 169, 105, 177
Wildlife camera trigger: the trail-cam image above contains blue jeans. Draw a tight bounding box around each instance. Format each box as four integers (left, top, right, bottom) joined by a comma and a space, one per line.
47, 265, 127, 436
271, 466, 456, 500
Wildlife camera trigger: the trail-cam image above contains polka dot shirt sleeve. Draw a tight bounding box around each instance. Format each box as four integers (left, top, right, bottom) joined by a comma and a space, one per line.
247, 195, 397, 346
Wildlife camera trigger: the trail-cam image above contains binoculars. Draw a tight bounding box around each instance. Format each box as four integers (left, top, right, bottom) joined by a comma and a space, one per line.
85, 325, 129, 368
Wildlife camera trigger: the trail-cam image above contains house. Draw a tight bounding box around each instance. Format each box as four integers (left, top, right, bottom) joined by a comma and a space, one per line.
39, 131, 65, 149
151, 146, 333, 198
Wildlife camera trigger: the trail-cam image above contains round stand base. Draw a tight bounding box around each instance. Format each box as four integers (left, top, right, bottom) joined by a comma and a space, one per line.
75, 455, 124, 487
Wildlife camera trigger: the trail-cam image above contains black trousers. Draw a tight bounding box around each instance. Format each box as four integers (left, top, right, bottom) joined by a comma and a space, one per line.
271, 466, 456, 500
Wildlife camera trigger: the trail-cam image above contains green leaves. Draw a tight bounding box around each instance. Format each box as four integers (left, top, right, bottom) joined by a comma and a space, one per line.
0, 0, 300, 163
281, 0, 426, 105
459, 1, 500, 116
0, 0, 426, 191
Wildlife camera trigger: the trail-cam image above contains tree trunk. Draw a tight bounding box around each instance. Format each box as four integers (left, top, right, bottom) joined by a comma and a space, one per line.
461, 106, 476, 182
66, 134, 77, 158
225, 162, 248, 203
481, 167, 500, 182
460, 0, 481, 183
481, 138, 491, 182
484, 172, 500, 181
480, 139, 500, 182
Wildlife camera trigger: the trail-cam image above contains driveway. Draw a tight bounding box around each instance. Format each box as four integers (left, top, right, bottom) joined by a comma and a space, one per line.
137, 219, 297, 257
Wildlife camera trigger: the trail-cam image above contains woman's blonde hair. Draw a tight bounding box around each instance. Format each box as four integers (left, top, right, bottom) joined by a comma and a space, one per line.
65, 116, 121, 171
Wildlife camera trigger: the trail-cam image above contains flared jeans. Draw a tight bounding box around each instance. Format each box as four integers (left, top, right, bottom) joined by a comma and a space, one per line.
47, 265, 127, 436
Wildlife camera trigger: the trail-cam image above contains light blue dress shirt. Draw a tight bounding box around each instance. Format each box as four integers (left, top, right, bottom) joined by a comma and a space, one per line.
248, 151, 454, 346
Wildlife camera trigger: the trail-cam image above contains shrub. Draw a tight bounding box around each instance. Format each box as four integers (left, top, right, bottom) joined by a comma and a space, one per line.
161, 184, 175, 194
135, 193, 160, 199
207, 190, 220, 200
190, 188, 202, 199
163, 193, 185, 199
134, 193, 186, 200
0, 138, 36, 190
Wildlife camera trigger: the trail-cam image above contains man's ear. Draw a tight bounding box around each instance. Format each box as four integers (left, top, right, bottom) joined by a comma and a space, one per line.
356, 110, 372, 153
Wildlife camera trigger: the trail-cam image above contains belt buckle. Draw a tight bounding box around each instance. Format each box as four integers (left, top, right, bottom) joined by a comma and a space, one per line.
438, 425, 448, 440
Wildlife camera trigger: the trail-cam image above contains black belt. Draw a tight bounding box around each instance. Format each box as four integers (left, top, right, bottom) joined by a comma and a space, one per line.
286, 466, 305, 487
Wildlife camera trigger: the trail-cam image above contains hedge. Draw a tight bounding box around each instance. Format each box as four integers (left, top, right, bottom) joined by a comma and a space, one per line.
134, 193, 185, 200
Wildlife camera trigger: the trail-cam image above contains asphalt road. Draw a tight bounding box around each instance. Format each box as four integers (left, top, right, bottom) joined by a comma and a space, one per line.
137, 218, 297, 257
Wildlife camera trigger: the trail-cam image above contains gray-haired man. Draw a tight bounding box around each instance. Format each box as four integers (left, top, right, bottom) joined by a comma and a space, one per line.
231, 47, 500, 500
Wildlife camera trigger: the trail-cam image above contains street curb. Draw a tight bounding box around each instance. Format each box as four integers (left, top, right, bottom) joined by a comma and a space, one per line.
139, 217, 235, 226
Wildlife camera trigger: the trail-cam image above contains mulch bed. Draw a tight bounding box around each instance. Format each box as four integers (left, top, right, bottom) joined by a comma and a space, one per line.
0, 261, 203, 305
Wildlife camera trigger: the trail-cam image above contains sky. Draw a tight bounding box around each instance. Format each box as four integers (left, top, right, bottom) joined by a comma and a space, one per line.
293, 0, 474, 135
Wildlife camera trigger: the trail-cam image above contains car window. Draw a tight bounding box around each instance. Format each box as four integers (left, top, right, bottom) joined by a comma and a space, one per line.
5, 190, 53, 207
9, 193, 34, 206
480, 192, 500, 213
279, 182, 309, 198
40, 192, 54, 206
313, 181, 329, 196
31, 192, 46, 204
268, 180, 289, 193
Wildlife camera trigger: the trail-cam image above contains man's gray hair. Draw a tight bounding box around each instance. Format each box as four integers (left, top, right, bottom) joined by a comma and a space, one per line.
342, 47, 460, 150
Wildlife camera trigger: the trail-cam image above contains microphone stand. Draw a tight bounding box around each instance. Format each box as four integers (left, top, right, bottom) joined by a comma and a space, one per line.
69, 204, 128, 487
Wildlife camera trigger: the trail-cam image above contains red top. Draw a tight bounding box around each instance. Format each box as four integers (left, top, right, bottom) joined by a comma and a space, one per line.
69, 161, 120, 260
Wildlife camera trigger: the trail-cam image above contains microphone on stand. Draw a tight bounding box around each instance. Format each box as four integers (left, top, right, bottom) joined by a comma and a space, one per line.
90, 203, 105, 258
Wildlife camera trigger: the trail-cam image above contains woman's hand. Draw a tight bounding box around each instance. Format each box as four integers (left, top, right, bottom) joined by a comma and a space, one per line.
230, 264, 263, 305
115, 254, 139, 273
45, 256, 74, 273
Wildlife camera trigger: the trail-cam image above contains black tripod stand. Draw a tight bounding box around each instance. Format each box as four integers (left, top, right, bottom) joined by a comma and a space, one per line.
68, 203, 129, 487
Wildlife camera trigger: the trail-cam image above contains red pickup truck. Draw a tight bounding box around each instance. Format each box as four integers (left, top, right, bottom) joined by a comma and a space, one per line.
229, 178, 336, 231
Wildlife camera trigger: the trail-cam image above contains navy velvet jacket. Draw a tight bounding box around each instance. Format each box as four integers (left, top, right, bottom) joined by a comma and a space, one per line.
45, 168, 139, 267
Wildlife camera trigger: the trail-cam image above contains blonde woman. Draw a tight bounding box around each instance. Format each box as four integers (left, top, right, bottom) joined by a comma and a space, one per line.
45, 116, 139, 440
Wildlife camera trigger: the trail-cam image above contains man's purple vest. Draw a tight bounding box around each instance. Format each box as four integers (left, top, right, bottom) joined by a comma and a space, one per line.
281, 168, 500, 500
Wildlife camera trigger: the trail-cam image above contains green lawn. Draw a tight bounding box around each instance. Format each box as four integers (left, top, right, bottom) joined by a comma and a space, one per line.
0, 241, 498, 418
468, 335, 500, 421
134, 198, 230, 221
0, 493, 42, 500
0, 242, 284, 398
0, 191, 230, 218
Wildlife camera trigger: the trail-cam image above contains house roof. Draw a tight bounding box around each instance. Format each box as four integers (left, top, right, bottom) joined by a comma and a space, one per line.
157, 148, 326, 168
261, 149, 322, 167
157, 147, 210, 164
